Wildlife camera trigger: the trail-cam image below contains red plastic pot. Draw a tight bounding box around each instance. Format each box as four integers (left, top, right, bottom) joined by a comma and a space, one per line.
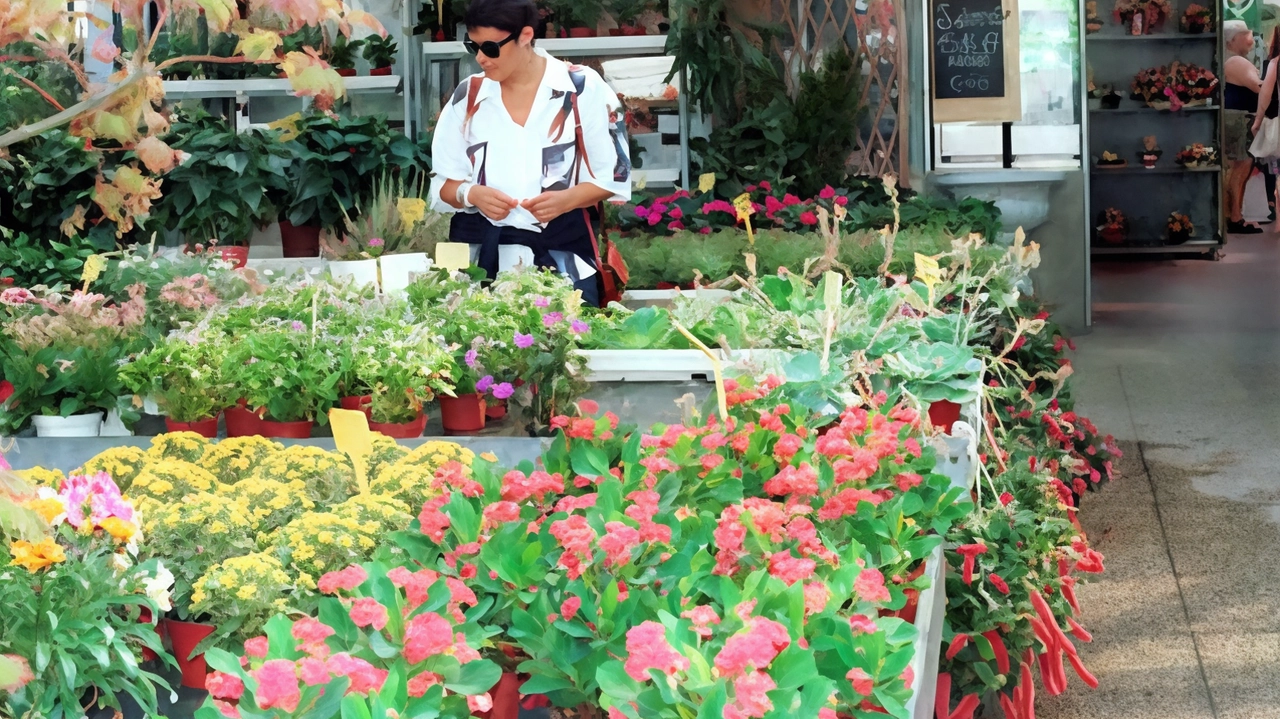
369, 412, 427, 439
370, 66, 392, 76
568, 26, 596, 37
217, 245, 249, 269
340, 395, 372, 419
621, 25, 646, 35
165, 619, 216, 689
885, 562, 928, 624
476, 672, 522, 719
608, 28, 623, 35
440, 394, 486, 433
336, 68, 357, 77
165, 416, 219, 439
0, 379, 13, 403
485, 400, 508, 421
279, 221, 320, 258
259, 419, 314, 439
928, 400, 962, 434
225, 402, 261, 437
138, 608, 166, 662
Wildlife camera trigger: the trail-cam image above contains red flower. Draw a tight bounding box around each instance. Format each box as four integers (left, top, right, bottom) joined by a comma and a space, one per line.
599, 521, 642, 567
714, 617, 791, 676
989, 574, 1010, 595
854, 568, 891, 603
682, 605, 721, 637
763, 462, 819, 497
848, 614, 878, 635
418, 497, 451, 542
318, 565, 367, 595
956, 543, 989, 585
767, 551, 816, 585
244, 636, 269, 659
799, 211, 818, 226
999, 492, 1014, 506
733, 670, 776, 717
847, 667, 874, 697
206, 672, 244, 700
819, 185, 836, 199
250, 660, 301, 712
894, 472, 923, 492
560, 596, 582, 621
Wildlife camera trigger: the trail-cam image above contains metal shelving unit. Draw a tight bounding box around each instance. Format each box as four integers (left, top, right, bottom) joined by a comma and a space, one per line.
161, 75, 402, 100
1084, 4, 1225, 258
414, 34, 691, 189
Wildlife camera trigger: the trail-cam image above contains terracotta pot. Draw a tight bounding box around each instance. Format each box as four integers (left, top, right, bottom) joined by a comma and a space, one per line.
340, 395, 373, 419
165, 619, 216, 689
259, 418, 314, 438
369, 412, 427, 439
165, 416, 219, 439
225, 402, 261, 437
217, 245, 249, 269
621, 25, 646, 35
568, 26, 597, 37
279, 221, 320, 258
1099, 226, 1128, 245
928, 400, 962, 434
336, 68, 357, 77
439, 393, 486, 433
370, 66, 392, 75
485, 400, 508, 421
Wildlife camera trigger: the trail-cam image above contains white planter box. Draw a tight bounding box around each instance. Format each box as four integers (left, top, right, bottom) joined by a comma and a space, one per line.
905, 545, 947, 719
932, 433, 977, 492
620, 288, 734, 307
380, 253, 432, 294
580, 349, 795, 382
329, 258, 380, 287
32, 412, 103, 437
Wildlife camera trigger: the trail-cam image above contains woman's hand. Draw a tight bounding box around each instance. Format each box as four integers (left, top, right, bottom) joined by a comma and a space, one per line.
521, 190, 576, 224
470, 185, 519, 221
1255, 116, 1265, 135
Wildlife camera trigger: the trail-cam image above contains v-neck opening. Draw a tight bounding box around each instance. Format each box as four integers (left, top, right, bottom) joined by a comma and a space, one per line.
499, 56, 550, 129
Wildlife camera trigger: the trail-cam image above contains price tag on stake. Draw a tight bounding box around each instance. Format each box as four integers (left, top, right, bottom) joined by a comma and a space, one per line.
329, 408, 373, 494
698, 172, 717, 194
914, 252, 943, 305
732, 193, 756, 245
435, 242, 472, 272
81, 254, 106, 291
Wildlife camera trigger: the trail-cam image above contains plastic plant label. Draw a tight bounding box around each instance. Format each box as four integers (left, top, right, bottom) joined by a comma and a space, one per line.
80, 254, 106, 288
914, 253, 942, 304
732, 193, 756, 245
698, 172, 716, 194
329, 408, 372, 493
435, 242, 472, 272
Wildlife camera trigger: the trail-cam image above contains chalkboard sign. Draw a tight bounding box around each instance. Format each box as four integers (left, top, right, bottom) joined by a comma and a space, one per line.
932, 0, 1007, 99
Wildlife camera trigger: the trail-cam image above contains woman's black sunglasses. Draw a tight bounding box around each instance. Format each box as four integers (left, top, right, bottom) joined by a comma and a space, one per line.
463, 33, 517, 59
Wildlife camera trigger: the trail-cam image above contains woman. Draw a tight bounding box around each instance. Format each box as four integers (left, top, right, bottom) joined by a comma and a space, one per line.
1225, 21, 1264, 234
1253, 30, 1280, 227
430, 0, 631, 305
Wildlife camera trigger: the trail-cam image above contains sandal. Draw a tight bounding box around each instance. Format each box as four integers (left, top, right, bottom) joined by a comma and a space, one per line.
1229, 220, 1264, 234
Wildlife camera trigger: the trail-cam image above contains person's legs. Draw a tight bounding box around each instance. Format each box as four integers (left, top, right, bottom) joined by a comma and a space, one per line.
1265, 163, 1277, 222
1228, 159, 1250, 223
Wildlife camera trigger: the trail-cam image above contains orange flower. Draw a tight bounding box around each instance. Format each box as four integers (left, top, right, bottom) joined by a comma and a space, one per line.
99, 516, 138, 543
24, 497, 66, 525
8, 537, 66, 572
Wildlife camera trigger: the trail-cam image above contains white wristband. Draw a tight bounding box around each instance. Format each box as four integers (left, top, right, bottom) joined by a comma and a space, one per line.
456, 182, 475, 208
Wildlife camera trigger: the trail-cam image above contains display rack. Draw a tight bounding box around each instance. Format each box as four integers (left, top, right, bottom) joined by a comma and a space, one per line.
161, 75, 402, 100
414, 34, 691, 189
1084, 1, 1224, 258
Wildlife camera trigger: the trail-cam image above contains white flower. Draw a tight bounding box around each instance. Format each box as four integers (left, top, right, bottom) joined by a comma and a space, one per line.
263, 269, 275, 276
142, 563, 175, 612
111, 552, 131, 573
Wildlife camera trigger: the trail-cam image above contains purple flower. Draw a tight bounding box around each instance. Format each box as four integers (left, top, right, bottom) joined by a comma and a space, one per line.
368, 237, 384, 247
491, 382, 514, 400
464, 349, 478, 368
570, 319, 589, 335
533, 296, 551, 308
542, 312, 563, 328
514, 332, 535, 349
291, 321, 305, 331
475, 375, 494, 393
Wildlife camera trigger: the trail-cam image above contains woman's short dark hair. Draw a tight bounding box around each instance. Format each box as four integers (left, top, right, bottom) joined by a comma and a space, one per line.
465, 0, 538, 37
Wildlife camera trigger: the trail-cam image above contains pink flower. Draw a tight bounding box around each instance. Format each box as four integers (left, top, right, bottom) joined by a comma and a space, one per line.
817, 487, 884, 521
803, 582, 830, 615
782, 193, 802, 206
682, 605, 721, 638
849, 614, 878, 635
468, 694, 494, 713
667, 220, 686, 232
491, 382, 515, 399
206, 671, 244, 700
855, 568, 891, 603
244, 636, 269, 658
634, 205, 650, 218
819, 185, 836, 199
514, 332, 535, 348
895, 473, 923, 492
213, 700, 240, 719
318, 565, 368, 595
762, 462, 819, 498
700, 226, 713, 235
560, 596, 582, 621
570, 319, 590, 335
767, 552, 816, 585
327, 653, 388, 695
669, 207, 684, 219
599, 521, 642, 568
483, 500, 521, 527
291, 617, 335, 648
403, 612, 454, 663
847, 667, 874, 697
299, 657, 330, 686
543, 311, 564, 327
714, 618, 791, 676
624, 621, 689, 681
835, 195, 848, 206
759, 181, 772, 192
251, 660, 302, 712
407, 671, 442, 697
733, 671, 776, 717
349, 598, 389, 631
418, 497, 451, 542
550, 514, 597, 579
901, 665, 915, 689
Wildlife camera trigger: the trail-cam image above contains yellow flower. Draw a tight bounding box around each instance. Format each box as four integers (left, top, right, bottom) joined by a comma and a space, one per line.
397, 197, 427, 226
24, 497, 66, 525
202, 436, 285, 484
76, 446, 148, 492
147, 432, 210, 464
99, 517, 138, 543
8, 537, 66, 572
17, 467, 65, 488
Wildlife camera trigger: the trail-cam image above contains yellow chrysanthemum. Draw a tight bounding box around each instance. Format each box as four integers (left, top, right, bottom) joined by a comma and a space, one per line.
190, 551, 293, 636
334, 493, 410, 534
369, 462, 442, 510
24, 497, 66, 525
277, 511, 376, 585
99, 517, 139, 543
396, 441, 474, 471
17, 467, 65, 488
252, 446, 356, 504
131, 459, 218, 501
201, 436, 285, 484
8, 537, 66, 572
76, 446, 149, 493
147, 432, 211, 464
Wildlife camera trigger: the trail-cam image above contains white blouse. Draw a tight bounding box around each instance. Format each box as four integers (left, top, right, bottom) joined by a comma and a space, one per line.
429, 48, 632, 232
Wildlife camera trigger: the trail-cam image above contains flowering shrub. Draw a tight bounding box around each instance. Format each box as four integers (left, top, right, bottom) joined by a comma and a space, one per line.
120, 332, 233, 423
277, 512, 379, 594
75, 445, 148, 492
146, 431, 213, 463
130, 458, 219, 500
251, 446, 357, 505
2, 470, 174, 718
222, 319, 343, 424
218, 477, 315, 543
191, 552, 295, 645
200, 436, 285, 484
140, 491, 258, 612
349, 322, 454, 424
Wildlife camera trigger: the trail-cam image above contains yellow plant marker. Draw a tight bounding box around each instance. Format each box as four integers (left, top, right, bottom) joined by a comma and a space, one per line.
698, 172, 717, 194
732, 193, 756, 245
329, 408, 372, 494
670, 319, 727, 423
435, 242, 472, 272
913, 253, 942, 305
81, 254, 106, 291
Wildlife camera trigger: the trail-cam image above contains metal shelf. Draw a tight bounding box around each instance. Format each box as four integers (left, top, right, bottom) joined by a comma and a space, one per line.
161, 75, 402, 99
1092, 239, 1220, 255
422, 34, 668, 58
1091, 103, 1220, 114
1086, 32, 1216, 41
1092, 164, 1221, 174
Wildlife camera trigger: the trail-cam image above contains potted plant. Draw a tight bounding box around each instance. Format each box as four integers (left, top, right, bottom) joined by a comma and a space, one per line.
1113, 0, 1171, 33
352, 323, 455, 437
551, 0, 604, 36
362, 34, 397, 74
223, 320, 343, 438
1096, 207, 1129, 244
0, 289, 146, 437
324, 173, 449, 292
186, 552, 296, 683
118, 332, 232, 438
609, 0, 651, 34
327, 33, 363, 77
1180, 3, 1211, 33
1085, 0, 1104, 32
1137, 134, 1161, 168
1175, 143, 1218, 169
1166, 211, 1194, 244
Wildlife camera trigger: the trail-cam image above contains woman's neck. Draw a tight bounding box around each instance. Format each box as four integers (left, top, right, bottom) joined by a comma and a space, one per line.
503, 49, 547, 91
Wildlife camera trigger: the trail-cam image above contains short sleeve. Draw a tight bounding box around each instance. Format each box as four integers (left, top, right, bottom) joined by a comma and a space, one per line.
576, 71, 632, 202
429, 79, 477, 213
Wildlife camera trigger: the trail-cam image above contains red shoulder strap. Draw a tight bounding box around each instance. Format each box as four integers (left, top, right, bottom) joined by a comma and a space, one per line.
570, 89, 596, 185
462, 75, 485, 136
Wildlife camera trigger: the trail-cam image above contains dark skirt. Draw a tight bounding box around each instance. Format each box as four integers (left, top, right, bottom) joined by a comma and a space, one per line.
449, 209, 602, 306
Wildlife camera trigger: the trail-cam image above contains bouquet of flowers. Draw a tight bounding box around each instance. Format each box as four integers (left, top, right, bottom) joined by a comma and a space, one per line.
1166, 211, 1194, 243
1097, 207, 1129, 244
1180, 3, 1211, 33
1131, 62, 1217, 110
1175, 143, 1218, 168
1114, 0, 1171, 33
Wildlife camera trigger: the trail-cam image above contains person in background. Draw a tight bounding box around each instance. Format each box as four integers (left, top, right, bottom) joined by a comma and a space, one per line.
429, 0, 631, 306
1225, 20, 1264, 234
